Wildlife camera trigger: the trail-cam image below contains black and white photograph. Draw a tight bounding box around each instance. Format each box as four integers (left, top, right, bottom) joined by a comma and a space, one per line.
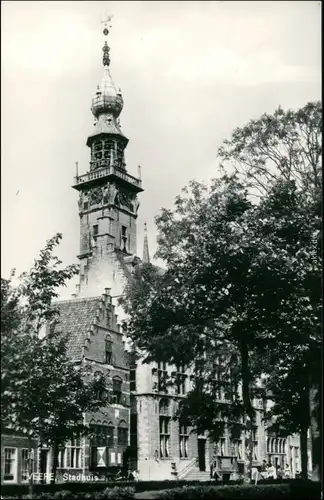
1, 1, 322, 499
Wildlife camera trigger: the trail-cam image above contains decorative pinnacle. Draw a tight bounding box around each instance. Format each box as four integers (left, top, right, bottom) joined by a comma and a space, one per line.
143, 222, 150, 264
101, 13, 113, 67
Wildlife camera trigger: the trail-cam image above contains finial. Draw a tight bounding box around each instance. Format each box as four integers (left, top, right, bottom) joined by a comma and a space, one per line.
101, 12, 113, 66
75, 161, 79, 177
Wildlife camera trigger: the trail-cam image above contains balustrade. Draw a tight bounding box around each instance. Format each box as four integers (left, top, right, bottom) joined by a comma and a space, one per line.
74, 162, 142, 189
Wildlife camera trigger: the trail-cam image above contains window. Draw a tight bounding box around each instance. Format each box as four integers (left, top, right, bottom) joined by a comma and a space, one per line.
252, 428, 258, 460
217, 438, 226, 456
253, 441, 258, 461
234, 440, 243, 460
112, 377, 122, 404
275, 439, 279, 453
20, 449, 29, 482
160, 417, 170, 458
267, 438, 271, 454
130, 368, 137, 392
57, 447, 66, 468
176, 365, 187, 395
158, 362, 168, 393
4, 448, 17, 482
90, 424, 114, 447
159, 398, 170, 416
179, 421, 189, 458
118, 421, 128, 446
93, 225, 99, 237
121, 225, 128, 252
66, 438, 81, 469
105, 337, 112, 364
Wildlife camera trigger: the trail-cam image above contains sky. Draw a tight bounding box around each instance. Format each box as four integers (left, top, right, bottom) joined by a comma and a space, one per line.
1, 0, 321, 298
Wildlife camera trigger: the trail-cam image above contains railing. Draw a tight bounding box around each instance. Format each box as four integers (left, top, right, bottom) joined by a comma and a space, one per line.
177, 458, 199, 480
74, 162, 142, 189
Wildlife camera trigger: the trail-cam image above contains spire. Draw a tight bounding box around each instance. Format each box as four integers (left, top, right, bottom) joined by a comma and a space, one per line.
90, 14, 124, 120
143, 222, 150, 264
101, 13, 113, 66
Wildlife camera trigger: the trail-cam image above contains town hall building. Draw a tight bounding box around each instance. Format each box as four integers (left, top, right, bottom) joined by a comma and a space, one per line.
1, 21, 303, 485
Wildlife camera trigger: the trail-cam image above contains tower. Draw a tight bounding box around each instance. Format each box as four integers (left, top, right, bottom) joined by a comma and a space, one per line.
72, 18, 143, 298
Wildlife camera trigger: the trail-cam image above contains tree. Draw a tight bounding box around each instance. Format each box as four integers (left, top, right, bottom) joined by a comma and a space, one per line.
1, 234, 109, 489
121, 176, 280, 481
122, 174, 321, 481
218, 101, 322, 201
218, 101, 322, 480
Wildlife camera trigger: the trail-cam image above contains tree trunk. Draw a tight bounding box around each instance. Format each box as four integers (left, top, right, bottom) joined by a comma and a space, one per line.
28, 440, 34, 498
240, 340, 254, 483
50, 442, 59, 484
300, 427, 308, 480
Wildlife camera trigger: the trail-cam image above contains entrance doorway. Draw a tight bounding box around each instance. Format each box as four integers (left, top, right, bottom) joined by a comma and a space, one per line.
198, 439, 206, 471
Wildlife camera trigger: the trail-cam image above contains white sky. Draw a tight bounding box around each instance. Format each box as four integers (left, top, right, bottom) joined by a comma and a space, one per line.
1, 0, 321, 298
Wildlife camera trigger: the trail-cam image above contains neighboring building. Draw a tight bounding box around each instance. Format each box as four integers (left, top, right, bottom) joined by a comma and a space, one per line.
1, 21, 303, 485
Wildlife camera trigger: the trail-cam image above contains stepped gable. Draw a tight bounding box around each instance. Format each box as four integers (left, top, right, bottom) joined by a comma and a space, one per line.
53, 296, 103, 359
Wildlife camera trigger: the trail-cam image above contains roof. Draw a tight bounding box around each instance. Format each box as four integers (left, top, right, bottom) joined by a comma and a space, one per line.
53, 296, 102, 360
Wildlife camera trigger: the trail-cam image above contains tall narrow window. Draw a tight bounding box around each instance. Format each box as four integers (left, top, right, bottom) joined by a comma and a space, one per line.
179, 421, 189, 458
121, 225, 128, 252
159, 399, 170, 458
112, 377, 122, 404
159, 417, 170, 458
234, 440, 243, 460
20, 449, 29, 482
66, 438, 81, 468
93, 225, 99, 237
4, 448, 17, 482
158, 362, 168, 393
105, 337, 112, 364
130, 368, 137, 392
176, 365, 187, 395
57, 447, 66, 468
118, 420, 128, 446
216, 438, 226, 456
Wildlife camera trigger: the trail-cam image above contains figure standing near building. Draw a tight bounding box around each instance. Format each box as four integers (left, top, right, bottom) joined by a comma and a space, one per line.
284, 463, 291, 479
267, 462, 276, 479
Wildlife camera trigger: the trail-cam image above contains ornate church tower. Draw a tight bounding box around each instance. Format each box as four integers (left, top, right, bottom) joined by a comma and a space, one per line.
73, 19, 143, 298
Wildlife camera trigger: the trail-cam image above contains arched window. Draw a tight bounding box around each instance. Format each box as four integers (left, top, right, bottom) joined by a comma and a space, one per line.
283, 439, 286, 454
159, 398, 170, 416
267, 438, 271, 453
159, 399, 170, 458
117, 419, 128, 446
103, 140, 115, 166
112, 377, 122, 404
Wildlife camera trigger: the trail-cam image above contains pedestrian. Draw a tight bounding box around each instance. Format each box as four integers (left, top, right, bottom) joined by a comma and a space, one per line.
267, 462, 276, 480
260, 460, 268, 480
276, 465, 283, 481
210, 462, 214, 480
284, 463, 291, 479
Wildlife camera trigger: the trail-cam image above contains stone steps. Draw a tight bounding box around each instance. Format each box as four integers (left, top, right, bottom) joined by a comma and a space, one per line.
184, 468, 211, 481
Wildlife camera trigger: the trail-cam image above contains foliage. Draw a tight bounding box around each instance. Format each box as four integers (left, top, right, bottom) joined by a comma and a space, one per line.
218, 101, 322, 200
156, 481, 321, 500
1, 233, 109, 454
121, 101, 322, 480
